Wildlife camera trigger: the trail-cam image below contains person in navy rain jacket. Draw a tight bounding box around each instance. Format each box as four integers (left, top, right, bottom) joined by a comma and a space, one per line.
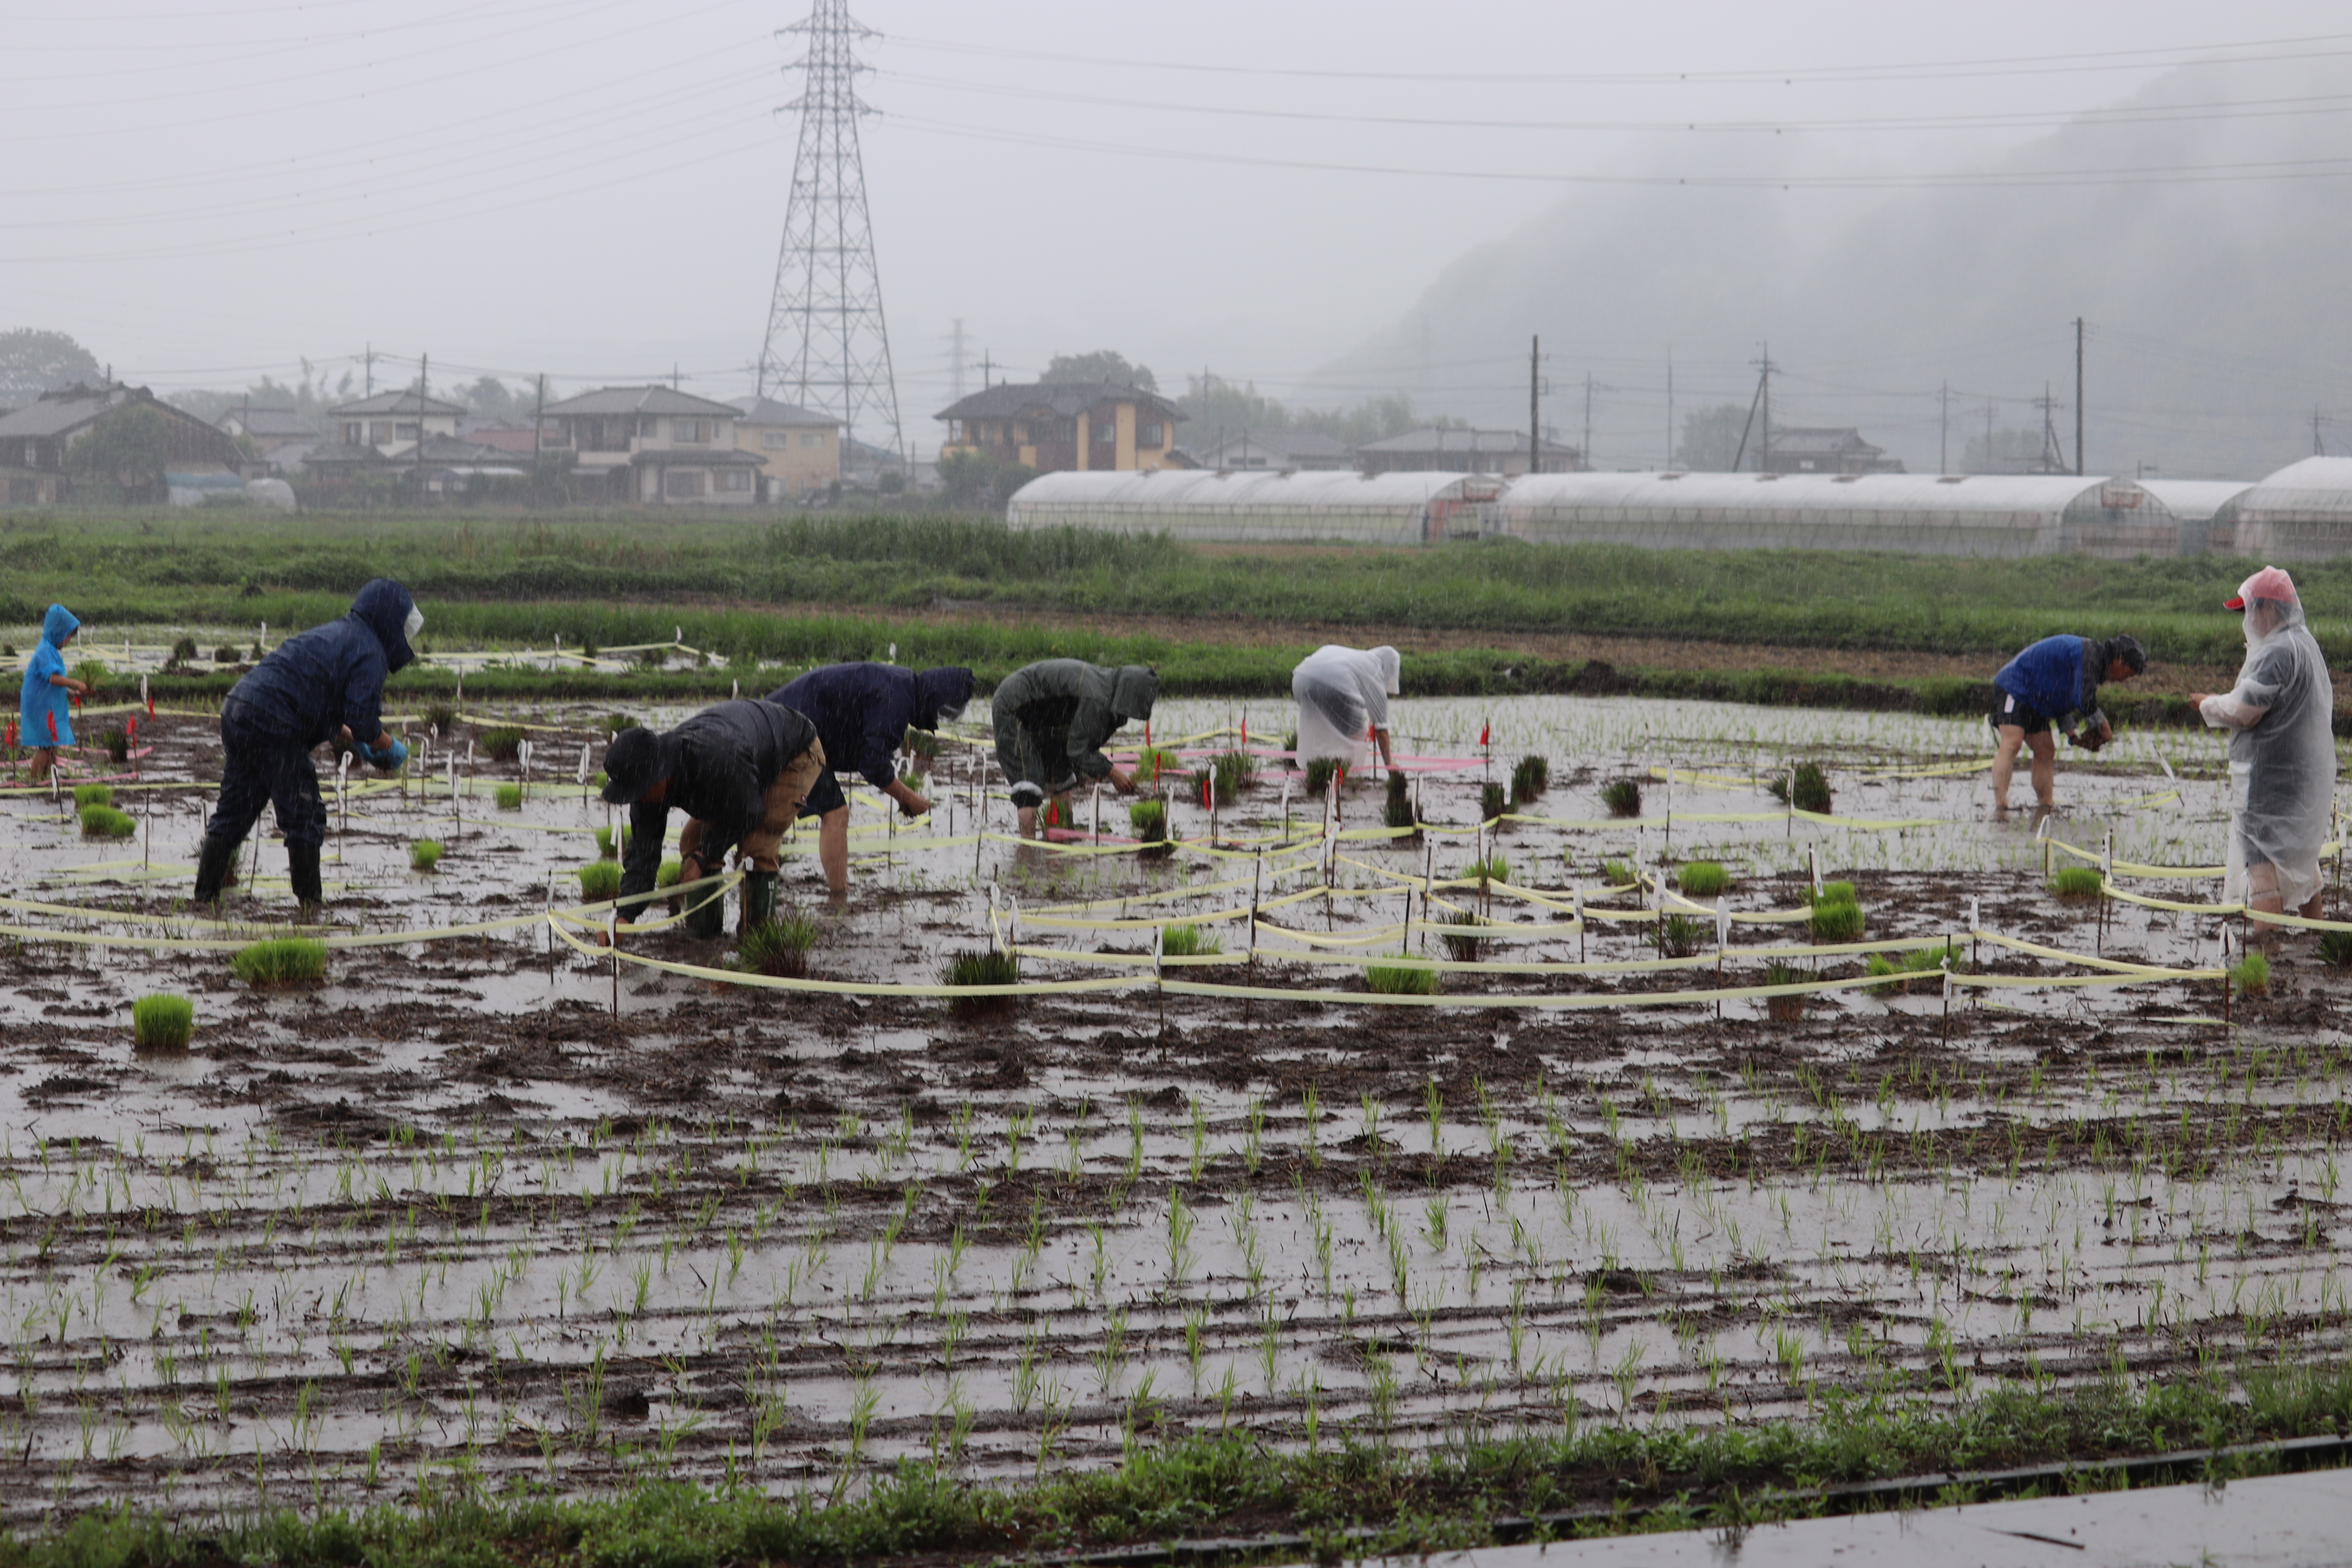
766, 662, 975, 898
193, 579, 417, 914
1989, 632, 2147, 821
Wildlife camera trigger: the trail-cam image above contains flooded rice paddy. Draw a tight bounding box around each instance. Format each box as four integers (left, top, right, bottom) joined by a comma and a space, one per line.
0, 691, 2347, 1520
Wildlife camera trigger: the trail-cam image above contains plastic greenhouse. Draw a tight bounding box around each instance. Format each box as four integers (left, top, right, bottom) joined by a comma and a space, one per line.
1004, 469, 1499, 545
2138, 480, 2255, 556
2230, 458, 2352, 561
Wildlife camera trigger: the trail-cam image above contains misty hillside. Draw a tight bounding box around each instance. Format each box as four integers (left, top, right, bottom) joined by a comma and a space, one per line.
1331, 57, 2352, 480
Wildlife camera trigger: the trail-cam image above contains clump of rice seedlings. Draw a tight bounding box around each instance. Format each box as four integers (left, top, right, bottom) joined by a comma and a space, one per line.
494, 782, 524, 811
409, 839, 443, 873
734, 910, 821, 979
1365, 960, 1439, 996
1601, 778, 1642, 818
1481, 782, 1507, 821
1303, 757, 1345, 796
71, 659, 107, 691
901, 726, 943, 763
1598, 858, 1635, 888
1808, 895, 1864, 944
1129, 798, 1167, 838
2318, 929, 2352, 968
1510, 754, 1549, 803
1192, 750, 1256, 806
1867, 942, 1963, 995
72, 783, 113, 809
656, 857, 683, 889
1135, 746, 1184, 784
168, 635, 199, 666
1438, 911, 1486, 963
475, 725, 526, 762
1466, 854, 1508, 887
1162, 923, 1221, 957
1659, 913, 1709, 958
2049, 865, 2105, 900
594, 825, 620, 860
1678, 861, 1731, 897
602, 713, 639, 737
1383, 770, 1417, 832
577, 861, 623, 901
2230, 950, 2271, 995
79, 803, 135, 839
943, 949, 1020, 1018
231, 937, 326, 988
131, 994, 194, 1053
1763, 961, 1808, 1023
1769, 762, 1833, 815
213, 645, 240, 664
422, 701, 457, 737
1807, 880, 1858, 907
102, 727, 130, 763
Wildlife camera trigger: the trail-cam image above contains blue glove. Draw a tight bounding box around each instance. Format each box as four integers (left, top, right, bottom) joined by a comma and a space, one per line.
363, 737, 409, 771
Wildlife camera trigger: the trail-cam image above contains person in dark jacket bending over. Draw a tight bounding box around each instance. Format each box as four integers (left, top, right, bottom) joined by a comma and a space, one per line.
1989, 632, 2147, 821
600, 698, 825, 937
767, 662, 976, 897
990, 659, 1158, 839
193, 579, 417, 914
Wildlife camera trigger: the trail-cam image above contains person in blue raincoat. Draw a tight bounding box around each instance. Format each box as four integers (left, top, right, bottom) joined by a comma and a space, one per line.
192, 579, 417, 914
766, 662, 975, 897
1989, 632, 2147, 820
18, 604, 90, 782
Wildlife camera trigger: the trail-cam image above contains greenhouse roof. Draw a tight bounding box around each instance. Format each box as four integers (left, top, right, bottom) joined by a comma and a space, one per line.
2237, 456, 2352, 518
1499, 471, 2152, 517
1009, 468, 1486, 513
2137, 479, 2254, 522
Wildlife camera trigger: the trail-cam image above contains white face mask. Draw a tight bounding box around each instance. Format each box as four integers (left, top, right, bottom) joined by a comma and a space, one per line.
403, 606, 424, 642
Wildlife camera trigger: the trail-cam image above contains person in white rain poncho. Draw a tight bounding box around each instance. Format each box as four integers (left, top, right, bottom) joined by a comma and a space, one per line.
1291, 645, 1401, 773
2187, 567, 2337, 940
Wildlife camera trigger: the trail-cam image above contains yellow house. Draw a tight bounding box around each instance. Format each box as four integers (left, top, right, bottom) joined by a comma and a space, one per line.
728, 396, 840, 499
935, 381, 1184, 473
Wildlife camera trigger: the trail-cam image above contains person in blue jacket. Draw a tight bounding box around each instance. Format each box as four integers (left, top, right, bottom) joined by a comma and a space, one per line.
1990, 632, 2147, 820
18, 604, 90, 782
192, 579, 417, 913
766, 662, 975, 898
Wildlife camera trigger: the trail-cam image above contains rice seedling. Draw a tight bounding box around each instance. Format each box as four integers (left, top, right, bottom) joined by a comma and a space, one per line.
231, 938, 327, 988
1161, 923, 1220, 957
1438, 911, 1486, 962
1866, 941, 1964, 995
1762, 961, 1808, 1023
409, 839, 443, 873
213, 644, 240, 664
1465, 854, 1508, 887
576, 861, 623, 901
1510, 753, 1549, 803
102, 727, 130, 763
1602, 778, 1642, 818
2319, 929, 2352, 968
1135, 746, 1184, 784
1303, 757, 1344, 796
734, 911, 821, 979
475, 726, 526, 762
1366, 960, 1439, 996
494, 783, 524, 811
2049, 865, 2105, 900
1769, 762, 1834, 814
1658, 913, 1709, 958
656, 857, 683, 889
79, 804, 135, 839
1808, 893, 1864, 943
602, 713, 639, 737
1598, 858, 1635, 888
71, 783, 112, 809
168, 635, 198, 665
70, 659, 107, 691
1808, 880, 1858, 907
1677, 861, 1731, 897
942, 949, 1020, 1018
1195, 749, 1257, 805
2230, 950, 2271, 995
422, 701, 456, 737
1383, 770, 1417, 832
1481, 782, 1507, 821
130, 994, 194, 1053
595, 826, 620, 860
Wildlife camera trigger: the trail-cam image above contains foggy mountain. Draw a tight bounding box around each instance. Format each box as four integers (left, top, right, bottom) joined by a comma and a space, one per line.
1328, 57, 2352, 481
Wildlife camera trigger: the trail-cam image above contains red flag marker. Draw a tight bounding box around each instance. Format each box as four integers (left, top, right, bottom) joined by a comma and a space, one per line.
1201, 775, 1212, 810
47, 712, 57, 743
1479, 722, 1489, 749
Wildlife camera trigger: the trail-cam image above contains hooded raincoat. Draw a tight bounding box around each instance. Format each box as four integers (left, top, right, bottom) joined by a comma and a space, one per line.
766, 663, 975, 817
19, 604, 80, 748
617, 700, 821, 904
990, 659, 1158, 795
1291, 645, 1401, 769
2200, 570, 2337, 909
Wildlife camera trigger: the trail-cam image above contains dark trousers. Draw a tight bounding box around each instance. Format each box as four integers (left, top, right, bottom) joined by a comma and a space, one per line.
207, 701, 327, 851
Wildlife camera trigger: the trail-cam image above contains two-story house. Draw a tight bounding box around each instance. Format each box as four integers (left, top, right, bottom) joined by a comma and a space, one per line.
935, 381, 1184, 473
727, 396, 839, 499
327, 390, 465, 459
0, 384, 244, 505
536, 386, 762, 506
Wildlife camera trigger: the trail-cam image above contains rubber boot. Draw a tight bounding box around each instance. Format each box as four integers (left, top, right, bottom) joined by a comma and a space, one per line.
192, 834, 241, 907
288, 842, 325, 919
741, 870, 778, 933
683, 880, 726, 940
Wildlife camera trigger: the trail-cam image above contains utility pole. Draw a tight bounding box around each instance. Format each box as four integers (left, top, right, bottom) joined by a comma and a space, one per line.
531, 373, 545, 508
979, 351, 993, 391
2074, 316, 2086, 476
2317, 407, 2326, 456
416, 351, 427, 493
1759, 341, 1773, 471
2033, 383, 2065, 473
1583, 372, 1594, 473
1730, 347, 1776, 472
1665, 348, 1675, 469
1528, 335, 1539, 478
364, 344, 373, 397
1938, 381, 1951, 474
948, 318, 967, 403
1983, 402, 1996, 475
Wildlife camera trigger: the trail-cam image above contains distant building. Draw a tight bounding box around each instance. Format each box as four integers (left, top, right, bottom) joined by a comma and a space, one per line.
536, 386, 762, 506
1761, 426, 1905, 475
215, 406, 319, 471
459, 423, 543, 457
1194, 428, 1354, 472
1354, 427, 1580, 477
728, 396, 839, 499
0, 384, 244, 505
935, 381, 1185, 473
329, 390, 465, 460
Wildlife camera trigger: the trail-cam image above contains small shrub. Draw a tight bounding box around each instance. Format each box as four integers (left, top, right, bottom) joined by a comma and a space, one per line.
1598, 858, 1635, 888
1384, 770, 1417, 832
1365, 961, 1440, 996
72, 783, 112, 809
1510, 754, 1549, 803
2230, 950, 2271, 996
494, 783, 524, 811
1769, 762, 1834, 815
734, 910, 821, 979
595, 826, 619, 860
1763, 961, 1808, 1023
79, 804, 135, 839
577, 861, 623, 901
1438, 911, 1485, 963
409, 839, 442, 873
231, 938, 326, 988
2049, 865, 2105, 900
2319, 929, 2352, 968
1161, 923, 1221, 958
1808, 900, 1865, 943
1481, 782, 1507, 821
213, 645, 240, 664
476, 726, 525, 762
131, 994, 194, 1052
1678, 861, 1731, 897
1659, 913, 1709, 958
942, 948, 1020, 1018
1601, 779, 1642, 818
422, 702, 456, 737
102, 728, 130, 763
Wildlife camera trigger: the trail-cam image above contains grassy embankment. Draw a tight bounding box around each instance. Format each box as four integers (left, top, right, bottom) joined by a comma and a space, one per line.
0, 509, 2309, 719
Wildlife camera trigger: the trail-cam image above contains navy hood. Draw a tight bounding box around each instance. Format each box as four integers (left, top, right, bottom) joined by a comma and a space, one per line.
40, 605, 79, 649
910, 666, 976, 730
349, 579, 417, 674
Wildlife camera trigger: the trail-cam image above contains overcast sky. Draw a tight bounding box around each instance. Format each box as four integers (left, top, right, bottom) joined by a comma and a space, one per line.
5, 0, 2344, 451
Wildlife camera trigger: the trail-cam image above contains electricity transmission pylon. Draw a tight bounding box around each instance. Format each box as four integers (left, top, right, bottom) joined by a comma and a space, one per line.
754, 0, 903, 464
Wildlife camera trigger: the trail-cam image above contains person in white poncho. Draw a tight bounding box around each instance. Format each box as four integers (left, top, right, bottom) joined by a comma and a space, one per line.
2186, 567, 2337, 942
1291, 645, 1400, 773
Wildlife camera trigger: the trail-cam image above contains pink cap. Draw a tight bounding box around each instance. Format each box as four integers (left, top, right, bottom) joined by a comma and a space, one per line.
2225, 566, 2298, 611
